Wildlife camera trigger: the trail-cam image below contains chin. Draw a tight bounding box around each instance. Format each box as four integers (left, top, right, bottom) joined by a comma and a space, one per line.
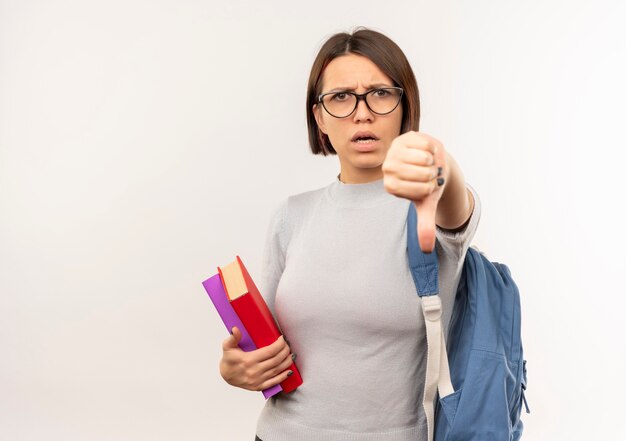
353, 148, 385, 159
351, 158, 384, 169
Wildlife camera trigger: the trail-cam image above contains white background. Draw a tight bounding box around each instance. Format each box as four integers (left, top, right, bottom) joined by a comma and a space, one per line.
1, 0, 624, 440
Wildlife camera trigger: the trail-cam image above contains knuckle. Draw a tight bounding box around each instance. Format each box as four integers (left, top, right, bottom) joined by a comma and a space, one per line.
282, 352, 292, 365
274, 336, 287, 351
271, 343, 282, 356
241, 358, 252, 370
245, 369, 259, 386
243, 376, 254, 389
266, 365, 278, 377
384, 161, 398, 174
258, 347, 271, 359
277, 355, 289, 369
274, 342, 285, 355
283, 354, 293, 369
270, 341, 282, 353
424, 151, 434, 165
383, 179, 398, 194
273, 366, 285, 378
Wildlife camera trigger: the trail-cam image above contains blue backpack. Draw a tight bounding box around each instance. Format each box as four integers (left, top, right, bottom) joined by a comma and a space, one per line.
407, 203, 529, 441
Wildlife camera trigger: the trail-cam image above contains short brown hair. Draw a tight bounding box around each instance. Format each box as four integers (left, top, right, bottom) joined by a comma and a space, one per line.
306, 27, 420, 156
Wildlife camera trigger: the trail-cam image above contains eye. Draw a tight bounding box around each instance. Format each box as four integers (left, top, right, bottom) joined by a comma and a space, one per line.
331, 92, 349, 101
373, 88, 389, 97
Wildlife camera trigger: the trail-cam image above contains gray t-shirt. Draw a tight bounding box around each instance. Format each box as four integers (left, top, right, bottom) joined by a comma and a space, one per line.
256, 176, 481, 441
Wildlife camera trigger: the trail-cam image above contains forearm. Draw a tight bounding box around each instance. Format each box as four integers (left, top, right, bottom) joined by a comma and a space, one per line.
436, 151, 474, 232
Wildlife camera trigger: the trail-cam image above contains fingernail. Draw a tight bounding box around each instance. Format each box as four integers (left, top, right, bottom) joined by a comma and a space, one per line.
292, 353, 297, 361
287, 370, 294, 377
437, 167, 442, 177
437, 177, 445, 186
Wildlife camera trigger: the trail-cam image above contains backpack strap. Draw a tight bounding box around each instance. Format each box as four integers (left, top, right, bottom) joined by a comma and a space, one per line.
407, 203, 455, 441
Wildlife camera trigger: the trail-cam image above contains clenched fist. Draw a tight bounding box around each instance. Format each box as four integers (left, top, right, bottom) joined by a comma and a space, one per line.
220, 327, 296, 393
382, 131, 448, 253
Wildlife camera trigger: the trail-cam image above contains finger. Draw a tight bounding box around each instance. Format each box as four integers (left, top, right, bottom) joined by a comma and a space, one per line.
222, 326, 243, 350
252, 335, 290, 363
256, 346, 294, 384
414, 140, 446, 253
414, 195, 438, 253
402, 132, 438, 156
268, 350, 297, 379
401, 145, 436, 167
388, 178, 438, 201
265, 347, 296, 376
259, 367, 295, 391
395, 162, 440, 183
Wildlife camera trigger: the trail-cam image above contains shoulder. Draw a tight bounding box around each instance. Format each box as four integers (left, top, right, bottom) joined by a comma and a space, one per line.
273, 183, 329, 224
269, 183, 326, 214
267, 182, 330, 244
286, 183, 328, 209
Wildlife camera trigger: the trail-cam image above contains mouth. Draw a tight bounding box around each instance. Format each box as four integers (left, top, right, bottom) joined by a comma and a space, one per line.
351, 131, 380, 151
351, 138, 379, 152
352, 137, 378, 144
351, 131, 380, 143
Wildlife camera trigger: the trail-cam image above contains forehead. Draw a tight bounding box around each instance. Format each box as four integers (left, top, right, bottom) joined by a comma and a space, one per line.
321, 53, 393, 91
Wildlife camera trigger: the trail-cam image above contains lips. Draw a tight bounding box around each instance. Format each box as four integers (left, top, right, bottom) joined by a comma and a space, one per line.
351, 131, 379, 142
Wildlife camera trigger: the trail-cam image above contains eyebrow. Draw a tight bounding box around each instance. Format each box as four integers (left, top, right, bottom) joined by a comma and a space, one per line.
327, 83, 393, 92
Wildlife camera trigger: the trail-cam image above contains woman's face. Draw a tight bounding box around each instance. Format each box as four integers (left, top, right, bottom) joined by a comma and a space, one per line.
313, 53, 403, 183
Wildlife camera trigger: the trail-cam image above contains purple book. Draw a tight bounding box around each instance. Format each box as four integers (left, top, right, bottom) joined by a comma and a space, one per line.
202, 273, 282, 399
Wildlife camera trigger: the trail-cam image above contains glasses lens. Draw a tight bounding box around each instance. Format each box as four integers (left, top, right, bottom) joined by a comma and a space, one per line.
322, 92, 357, 118
321, 88, 402, 117
367, 88, 402, 114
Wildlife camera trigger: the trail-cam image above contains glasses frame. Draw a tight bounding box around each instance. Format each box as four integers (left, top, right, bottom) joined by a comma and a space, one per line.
317, 86, 404, 118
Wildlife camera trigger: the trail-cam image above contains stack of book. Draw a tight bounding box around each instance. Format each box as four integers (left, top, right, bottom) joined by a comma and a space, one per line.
202, 256, 303, 399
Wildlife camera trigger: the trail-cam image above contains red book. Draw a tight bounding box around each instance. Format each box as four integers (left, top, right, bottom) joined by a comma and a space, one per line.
218, 256, 302, 393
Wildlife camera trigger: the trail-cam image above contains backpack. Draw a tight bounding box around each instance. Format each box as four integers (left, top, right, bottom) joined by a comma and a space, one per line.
407, 203, 529, 441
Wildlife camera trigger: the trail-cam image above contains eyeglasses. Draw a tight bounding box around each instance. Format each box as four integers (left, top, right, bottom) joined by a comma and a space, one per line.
317, 87, 404, 118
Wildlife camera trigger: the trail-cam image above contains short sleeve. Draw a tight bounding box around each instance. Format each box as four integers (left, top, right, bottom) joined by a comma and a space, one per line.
259, 198, 288, 316
435, 182, 481, 261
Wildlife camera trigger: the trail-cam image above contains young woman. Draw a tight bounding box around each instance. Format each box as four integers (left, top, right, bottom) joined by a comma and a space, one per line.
219, 27, 481, 441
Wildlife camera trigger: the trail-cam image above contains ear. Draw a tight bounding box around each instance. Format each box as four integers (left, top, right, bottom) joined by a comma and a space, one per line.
313, 104, 327, 134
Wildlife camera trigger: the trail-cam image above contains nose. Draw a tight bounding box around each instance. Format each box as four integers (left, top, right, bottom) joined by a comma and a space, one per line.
352, 96, 374, 122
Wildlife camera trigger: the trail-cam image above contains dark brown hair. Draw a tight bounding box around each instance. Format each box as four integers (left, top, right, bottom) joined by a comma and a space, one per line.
306, 27, 420, 156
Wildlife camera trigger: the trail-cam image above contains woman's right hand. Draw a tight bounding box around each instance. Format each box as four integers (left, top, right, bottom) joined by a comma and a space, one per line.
219, 326, 296, 391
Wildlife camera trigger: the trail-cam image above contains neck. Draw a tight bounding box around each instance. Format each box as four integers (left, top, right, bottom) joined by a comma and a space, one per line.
338, 168, 383, 184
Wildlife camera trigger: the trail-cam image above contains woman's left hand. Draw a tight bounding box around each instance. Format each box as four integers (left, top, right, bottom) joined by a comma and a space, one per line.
382, 131, 448, 253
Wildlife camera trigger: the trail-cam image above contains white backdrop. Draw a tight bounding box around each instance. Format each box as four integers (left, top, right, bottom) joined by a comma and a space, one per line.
1, 0, 624, 440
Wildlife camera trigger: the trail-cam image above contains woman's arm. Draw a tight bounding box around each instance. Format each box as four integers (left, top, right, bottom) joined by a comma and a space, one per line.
436, 151, 475, 233
382, 131, 477, 252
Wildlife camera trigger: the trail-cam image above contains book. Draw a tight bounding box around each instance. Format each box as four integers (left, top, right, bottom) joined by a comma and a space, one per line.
218, 256, 303, 394
202, 273, 283, 399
